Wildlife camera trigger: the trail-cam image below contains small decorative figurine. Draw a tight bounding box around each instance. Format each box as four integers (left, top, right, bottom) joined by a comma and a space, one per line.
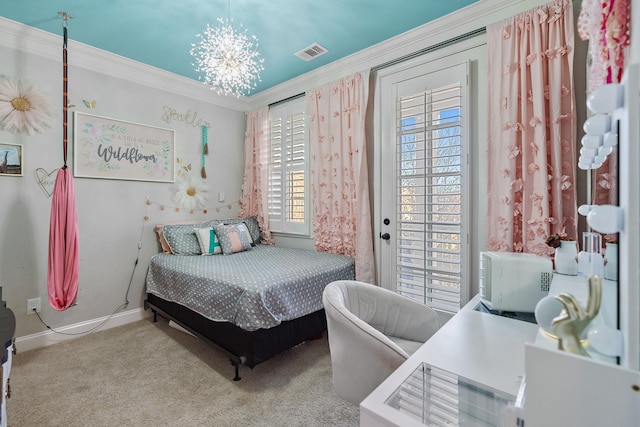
552, 275, 602, 356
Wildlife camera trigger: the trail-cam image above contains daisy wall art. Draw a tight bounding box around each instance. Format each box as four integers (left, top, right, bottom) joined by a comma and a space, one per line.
0, 77, 52, 135
73, 112, 175, 182
172, 170, 209, 211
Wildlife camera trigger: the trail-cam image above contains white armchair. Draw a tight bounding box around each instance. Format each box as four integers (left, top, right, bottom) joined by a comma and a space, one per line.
322, 280, 440, 405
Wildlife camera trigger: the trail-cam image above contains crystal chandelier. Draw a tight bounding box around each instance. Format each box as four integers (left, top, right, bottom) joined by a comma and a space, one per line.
190, 16, 264, 97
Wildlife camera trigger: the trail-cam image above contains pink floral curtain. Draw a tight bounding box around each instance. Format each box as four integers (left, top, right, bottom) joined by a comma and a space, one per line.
306, 70, 375, 283
240, 108, 273, 245
578, 0, 631, 90
578, 0, 631, 209
486, 0, 578, 257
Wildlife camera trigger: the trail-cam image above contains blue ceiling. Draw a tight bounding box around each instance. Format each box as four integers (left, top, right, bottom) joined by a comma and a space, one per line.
0, 0, 478, 96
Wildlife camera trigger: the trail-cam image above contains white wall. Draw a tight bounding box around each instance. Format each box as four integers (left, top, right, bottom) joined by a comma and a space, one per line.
632, 2, 640, 65
0, 18, 247, 347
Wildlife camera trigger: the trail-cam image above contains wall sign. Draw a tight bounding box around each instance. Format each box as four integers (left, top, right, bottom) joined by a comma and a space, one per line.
161, 105, 211, 128
73, 112, 175, 182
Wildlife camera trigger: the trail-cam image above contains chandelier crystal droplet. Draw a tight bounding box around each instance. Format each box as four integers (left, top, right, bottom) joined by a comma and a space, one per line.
190, 18, 264, 97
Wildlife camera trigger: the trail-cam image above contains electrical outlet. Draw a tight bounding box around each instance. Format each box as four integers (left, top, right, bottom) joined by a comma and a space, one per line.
27, 297, 41, 314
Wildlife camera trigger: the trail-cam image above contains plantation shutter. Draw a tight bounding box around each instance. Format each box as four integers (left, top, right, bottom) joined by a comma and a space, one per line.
268, 99, 308, 234
268, 115, 283, 228
396, 81, 464, 313
285, 111, 306, 225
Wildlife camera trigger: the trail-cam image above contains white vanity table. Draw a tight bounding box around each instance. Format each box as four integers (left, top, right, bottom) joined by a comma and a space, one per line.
361, 63, 640, 426
359, 274, 620, 427
360, 293, 538, 427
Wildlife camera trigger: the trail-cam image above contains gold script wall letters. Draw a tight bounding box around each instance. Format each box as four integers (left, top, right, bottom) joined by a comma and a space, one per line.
162, 106, 211, 129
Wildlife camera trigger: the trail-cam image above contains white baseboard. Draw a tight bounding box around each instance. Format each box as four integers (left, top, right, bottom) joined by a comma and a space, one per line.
14, 308, 152, 353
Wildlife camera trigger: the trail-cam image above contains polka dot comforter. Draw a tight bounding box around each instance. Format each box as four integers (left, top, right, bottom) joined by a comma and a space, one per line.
145, 244, 355, 331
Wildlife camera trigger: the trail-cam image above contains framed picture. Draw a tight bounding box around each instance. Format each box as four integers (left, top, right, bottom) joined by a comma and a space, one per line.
0, 143, 23, 176
73, 112, 175, 182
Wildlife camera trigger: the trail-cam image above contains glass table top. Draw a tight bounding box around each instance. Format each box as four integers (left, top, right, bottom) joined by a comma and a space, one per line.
384, 363, 519, 426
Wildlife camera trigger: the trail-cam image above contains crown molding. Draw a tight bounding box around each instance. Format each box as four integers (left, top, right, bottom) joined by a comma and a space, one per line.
0, 16, 251, 112
245, 0, 550, 109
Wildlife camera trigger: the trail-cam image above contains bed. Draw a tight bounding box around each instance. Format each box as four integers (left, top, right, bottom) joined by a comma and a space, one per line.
144, 217, 355, 380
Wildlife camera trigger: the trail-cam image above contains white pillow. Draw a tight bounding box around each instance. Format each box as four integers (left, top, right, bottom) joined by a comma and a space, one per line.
195, 227, 222, 255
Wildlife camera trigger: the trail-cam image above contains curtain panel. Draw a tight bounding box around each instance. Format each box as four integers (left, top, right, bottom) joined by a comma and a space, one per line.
306, 70, 375, 283
240, 108, 274, 245
578, 0, 630, 214
486, 0, 578, 257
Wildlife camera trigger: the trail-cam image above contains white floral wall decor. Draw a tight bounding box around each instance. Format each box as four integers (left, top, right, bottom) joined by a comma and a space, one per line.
172, 170, 208, 211
0, 77, 53, 135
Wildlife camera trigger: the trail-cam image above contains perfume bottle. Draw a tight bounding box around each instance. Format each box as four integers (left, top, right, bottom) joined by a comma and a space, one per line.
577, 232, 604, 277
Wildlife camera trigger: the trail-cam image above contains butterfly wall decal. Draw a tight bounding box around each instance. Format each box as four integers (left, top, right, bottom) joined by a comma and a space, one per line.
175, 158, 192, 177
83, 99, 96, 108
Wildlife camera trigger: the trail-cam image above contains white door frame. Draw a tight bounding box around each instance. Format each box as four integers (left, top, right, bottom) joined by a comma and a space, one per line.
371, 36, 487, 307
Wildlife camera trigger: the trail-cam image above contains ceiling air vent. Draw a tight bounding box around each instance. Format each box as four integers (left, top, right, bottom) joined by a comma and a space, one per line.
295, 43, 329, 62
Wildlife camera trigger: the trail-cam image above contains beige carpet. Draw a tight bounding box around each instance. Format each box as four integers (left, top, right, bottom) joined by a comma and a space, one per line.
7, 319, 359, 426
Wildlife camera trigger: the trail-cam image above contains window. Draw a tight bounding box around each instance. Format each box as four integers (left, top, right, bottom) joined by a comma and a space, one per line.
396, 81, 465, 313
267, 98, 309, 235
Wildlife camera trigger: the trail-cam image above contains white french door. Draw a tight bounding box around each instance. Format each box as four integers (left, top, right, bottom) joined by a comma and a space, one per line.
378, 60, 470, 314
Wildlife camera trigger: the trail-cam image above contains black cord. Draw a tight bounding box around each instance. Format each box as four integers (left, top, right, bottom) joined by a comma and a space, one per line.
35, 207, 147, 336
34, 255, 138, 336
34, 301, 129, 336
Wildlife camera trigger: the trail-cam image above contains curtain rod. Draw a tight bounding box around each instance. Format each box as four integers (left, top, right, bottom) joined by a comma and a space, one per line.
268, 92, 305, 108
372, 27, 486, 72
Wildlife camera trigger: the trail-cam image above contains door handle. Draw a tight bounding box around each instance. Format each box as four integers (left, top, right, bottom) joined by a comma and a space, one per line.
380, 232, 390, 240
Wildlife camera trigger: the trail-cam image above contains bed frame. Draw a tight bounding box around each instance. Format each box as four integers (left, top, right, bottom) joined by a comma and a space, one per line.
144, 293, 327, 381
